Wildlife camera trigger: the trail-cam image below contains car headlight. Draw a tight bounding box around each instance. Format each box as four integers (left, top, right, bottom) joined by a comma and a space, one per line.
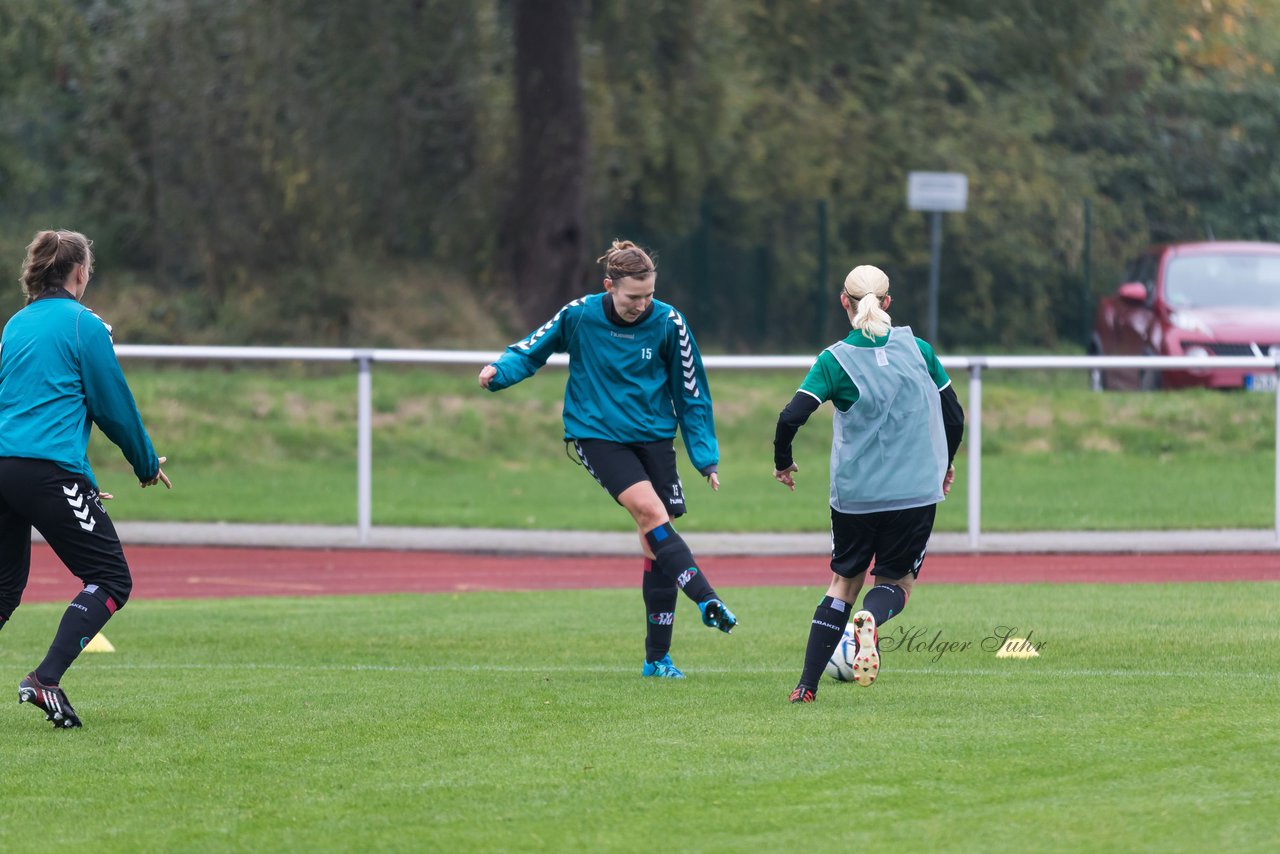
1184, 345, 1210, 358
1170, 311, 1213, 336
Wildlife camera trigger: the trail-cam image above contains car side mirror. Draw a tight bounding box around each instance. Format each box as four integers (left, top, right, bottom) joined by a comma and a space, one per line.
1117, 282, 1148, 304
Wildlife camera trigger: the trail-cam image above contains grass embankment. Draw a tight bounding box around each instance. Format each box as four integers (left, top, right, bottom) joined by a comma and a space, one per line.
89, 364, 1275, 531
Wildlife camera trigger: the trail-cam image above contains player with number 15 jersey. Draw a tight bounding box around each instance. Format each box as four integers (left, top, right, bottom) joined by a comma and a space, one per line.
479, 239, 736, 678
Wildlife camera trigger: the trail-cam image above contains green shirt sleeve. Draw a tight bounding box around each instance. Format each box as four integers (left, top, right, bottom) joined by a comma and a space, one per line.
915, 337, 950, 389
798, 350, 839, 403
800, 349, 865, 411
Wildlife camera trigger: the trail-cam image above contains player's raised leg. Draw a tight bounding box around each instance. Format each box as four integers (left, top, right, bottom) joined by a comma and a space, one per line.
621, 481, 736, 633
851, 507, 930, 686
849, 576, 914, 687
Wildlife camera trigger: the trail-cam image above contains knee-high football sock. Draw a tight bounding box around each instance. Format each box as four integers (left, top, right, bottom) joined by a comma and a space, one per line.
797, 596, 853, 690
642, 559, 678, 663
862, 583, 907, 628
644, 523, 717, 604
36, 585, 117, 685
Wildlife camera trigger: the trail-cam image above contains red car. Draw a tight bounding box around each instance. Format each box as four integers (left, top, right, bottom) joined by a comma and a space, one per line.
1090, 241, 1280, 391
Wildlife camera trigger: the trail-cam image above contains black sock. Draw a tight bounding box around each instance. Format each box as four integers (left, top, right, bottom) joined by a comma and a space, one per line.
642, 559, 678, 662
36, 586, 117, 685
798, 596, 853, 690
862, 583, 907, 627
644, 523, 717, 604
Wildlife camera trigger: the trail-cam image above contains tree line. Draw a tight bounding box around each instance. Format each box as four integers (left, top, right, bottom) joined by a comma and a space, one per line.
2, 0, 1277, 350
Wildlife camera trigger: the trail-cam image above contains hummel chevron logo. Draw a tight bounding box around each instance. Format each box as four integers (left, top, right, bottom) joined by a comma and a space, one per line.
73, 504, 91, 521
516, 300, 582, 351
66, 494, 84, 510
79, 517, 96, 532
669, 311, 701, 397
63, 483, 79, 497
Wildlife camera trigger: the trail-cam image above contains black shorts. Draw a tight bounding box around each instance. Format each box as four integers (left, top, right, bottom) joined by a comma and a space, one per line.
570, 439, 686, 518
0, 457, 133, 618
830, 503, 936, 581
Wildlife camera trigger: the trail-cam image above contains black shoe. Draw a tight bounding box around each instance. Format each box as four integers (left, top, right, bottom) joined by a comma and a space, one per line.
18, 672, 81, 728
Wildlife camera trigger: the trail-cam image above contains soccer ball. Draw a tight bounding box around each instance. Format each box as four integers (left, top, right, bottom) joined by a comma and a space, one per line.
824, 628, 859, 682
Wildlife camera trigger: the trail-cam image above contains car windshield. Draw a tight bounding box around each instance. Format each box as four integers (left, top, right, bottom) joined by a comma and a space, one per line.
1164, 254, 1280, 309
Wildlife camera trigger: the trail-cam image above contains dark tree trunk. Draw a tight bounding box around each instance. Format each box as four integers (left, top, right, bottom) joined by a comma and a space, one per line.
508, 0, 590, 326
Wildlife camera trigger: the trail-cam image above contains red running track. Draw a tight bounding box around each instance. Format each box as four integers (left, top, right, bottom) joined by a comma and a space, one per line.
18, 544, 1280, 603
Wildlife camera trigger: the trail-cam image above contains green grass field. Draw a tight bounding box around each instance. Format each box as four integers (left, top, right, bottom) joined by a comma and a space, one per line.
89, 364, 1277, 532
3, 582, 1277, 851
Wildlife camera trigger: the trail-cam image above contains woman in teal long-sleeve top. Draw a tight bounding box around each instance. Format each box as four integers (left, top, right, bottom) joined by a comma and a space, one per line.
0, 229, 171, 728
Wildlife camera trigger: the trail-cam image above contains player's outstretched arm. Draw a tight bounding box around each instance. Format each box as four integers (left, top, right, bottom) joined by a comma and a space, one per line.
773, 391, 820, 492
483, 300, 582, 393
666, 310, 719, 474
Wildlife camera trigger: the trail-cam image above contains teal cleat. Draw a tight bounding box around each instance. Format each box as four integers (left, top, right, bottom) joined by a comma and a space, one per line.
641, 654, 686, 678
698, 598, 737, 634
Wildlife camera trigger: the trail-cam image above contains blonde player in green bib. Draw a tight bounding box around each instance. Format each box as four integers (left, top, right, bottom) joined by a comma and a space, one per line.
773, 264, 965, 703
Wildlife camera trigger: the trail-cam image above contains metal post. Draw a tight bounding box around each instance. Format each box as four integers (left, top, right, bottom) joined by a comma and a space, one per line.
1081, 198, 1093, 347
356, 353, 373, 545
928, 210, 943, 344
967, 362, 983, 549
1275, 357, 1280, 544
816, 198, 829, 347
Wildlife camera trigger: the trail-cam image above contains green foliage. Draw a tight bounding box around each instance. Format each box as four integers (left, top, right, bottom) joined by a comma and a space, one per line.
3, 1, 1280, 348
2, 584, 1277, 849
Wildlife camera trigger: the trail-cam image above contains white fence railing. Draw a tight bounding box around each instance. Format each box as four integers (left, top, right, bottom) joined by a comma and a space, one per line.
114, 346, 1280, 547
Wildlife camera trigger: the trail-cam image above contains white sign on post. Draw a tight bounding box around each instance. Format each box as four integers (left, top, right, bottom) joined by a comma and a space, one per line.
908, 172, 968, 212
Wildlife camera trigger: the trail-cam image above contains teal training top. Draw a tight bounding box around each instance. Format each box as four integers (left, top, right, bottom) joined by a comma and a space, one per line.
798, 328, 950, 410
486, 293, 718, 474
0, 290, 158, 488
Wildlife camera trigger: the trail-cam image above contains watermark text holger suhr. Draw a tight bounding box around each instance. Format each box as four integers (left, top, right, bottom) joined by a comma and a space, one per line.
878, 625, 1048, 663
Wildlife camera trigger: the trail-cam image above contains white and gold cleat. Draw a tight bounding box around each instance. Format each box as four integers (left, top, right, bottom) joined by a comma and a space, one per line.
850, 610, 880, 687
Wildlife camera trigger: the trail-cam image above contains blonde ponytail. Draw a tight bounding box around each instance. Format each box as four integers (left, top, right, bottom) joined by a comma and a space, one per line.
843, 264, 891, 340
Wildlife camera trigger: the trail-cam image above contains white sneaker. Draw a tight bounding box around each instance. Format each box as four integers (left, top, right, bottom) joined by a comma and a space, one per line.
851, 610, 880, 687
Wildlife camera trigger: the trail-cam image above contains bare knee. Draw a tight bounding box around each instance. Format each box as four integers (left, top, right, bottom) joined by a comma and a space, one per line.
826, 571, 865, 605
618, 482, 669, 534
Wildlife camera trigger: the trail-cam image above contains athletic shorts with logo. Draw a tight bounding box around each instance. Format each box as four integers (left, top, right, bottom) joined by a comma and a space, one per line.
0, 457, 132, 618
830, 503, 936, 580
570, 439, 687, 518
